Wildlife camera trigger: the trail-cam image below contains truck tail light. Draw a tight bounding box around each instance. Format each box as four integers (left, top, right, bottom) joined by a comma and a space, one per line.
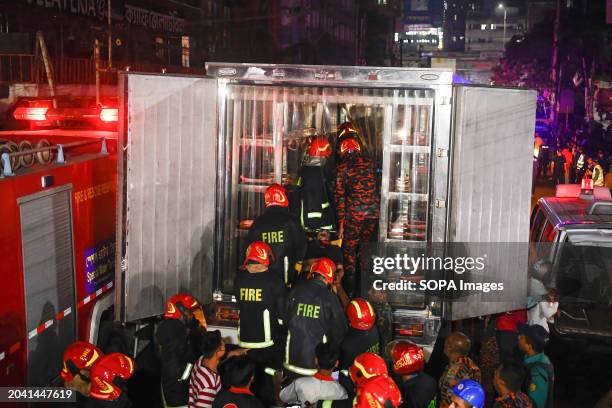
100, 108, 118, 122
13, 107, 49, 121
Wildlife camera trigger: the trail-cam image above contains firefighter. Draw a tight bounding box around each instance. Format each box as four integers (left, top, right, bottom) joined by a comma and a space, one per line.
302, 229, 343, 280
156, 293, 205, 408
298, 135, 336, 231
59, 341, 104, 397
387, 340, 437, 408
354, 375, 403, 408
316, 352, 392, 408
334, 133, 380, 297
340, 298, 380, 370
284, 257, 348, 379
87, 352, 135, 407
234, 241, 286, 404
246, 183, 307, 287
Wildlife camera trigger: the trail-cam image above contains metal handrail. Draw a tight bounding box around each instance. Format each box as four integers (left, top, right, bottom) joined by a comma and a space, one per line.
1, 137, 108, 177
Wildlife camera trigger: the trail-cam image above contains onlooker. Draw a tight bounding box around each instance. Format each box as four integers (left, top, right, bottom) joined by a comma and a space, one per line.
212, 356, 264, 408
586, 157, 605, 187
495, 310, 527, 364
551, 150, 566, 188
561, 146, 573, 183
517, 324, 554, 408
449, 379, 485, 408
275, 343, 347, 407
189, 331, 225, 408
492, 363, 533, 408
439, 332, 482, 408
527, 289, 558, 333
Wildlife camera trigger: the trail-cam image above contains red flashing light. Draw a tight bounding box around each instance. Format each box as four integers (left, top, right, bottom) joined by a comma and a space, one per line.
581, 178, 593, 191
100, 108, 118, 122
13, 107, 49, 121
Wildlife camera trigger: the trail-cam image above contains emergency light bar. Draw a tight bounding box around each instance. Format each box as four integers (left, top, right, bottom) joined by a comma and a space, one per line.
13, 106, 49, 121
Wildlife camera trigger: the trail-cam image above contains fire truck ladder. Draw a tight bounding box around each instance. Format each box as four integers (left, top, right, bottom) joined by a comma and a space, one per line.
0, 138, 108, 178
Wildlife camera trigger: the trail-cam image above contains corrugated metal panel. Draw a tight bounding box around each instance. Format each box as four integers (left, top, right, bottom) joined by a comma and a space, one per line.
122, 74, 218, 322
19, 186, 76, 386
449, 86, 536, 320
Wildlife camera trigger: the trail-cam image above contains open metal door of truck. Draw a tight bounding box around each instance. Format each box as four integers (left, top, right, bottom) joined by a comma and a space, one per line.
449, 85, 536, 320
116, 73, 218, 322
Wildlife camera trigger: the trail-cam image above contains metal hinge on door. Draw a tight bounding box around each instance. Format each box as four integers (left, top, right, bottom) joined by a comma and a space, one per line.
437, 148, 448, 158
435, 199, 446, 208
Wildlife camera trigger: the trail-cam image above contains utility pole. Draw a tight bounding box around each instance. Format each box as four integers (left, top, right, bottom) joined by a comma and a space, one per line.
108, 0, 112, 68
550, 0, 561, 127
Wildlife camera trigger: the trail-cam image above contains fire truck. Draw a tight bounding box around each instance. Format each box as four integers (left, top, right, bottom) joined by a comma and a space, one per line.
0, 97, 118, 387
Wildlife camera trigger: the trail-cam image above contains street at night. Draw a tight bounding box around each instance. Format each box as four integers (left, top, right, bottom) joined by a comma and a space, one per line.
0, 1, 611, 408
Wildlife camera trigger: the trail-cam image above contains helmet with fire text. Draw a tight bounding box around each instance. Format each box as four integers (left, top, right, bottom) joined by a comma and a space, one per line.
165, 293, 200, 320
346, 298, 376, 331
386, 340, 425, 376
310, 257, 336, 285
339, 137, 362, 157
89, 353, 135, 401
354, 374, 403, 408
337, 122, 360, 139
349, 352, 388, 386
244, 241, 274, 267
264, 183, 289, 208
308, 136, 332, 157
451, 380, 485, 408
60, 341, 103, 382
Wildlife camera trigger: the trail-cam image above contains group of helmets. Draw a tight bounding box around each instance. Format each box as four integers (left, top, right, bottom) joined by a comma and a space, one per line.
344, 298, 423, 408
61, 341, 134, 401
243, 239, 337, 286
306, 121, 362, 160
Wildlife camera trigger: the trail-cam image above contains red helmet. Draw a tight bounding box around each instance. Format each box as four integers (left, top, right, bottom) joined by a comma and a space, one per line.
338, 122, 360, 139
339, 137, 361, 157
308, 136, 332, 157
349, 352, 388, 386
310, 257, 335, 285
354, 375, 403, 408
60, 341, 103, 382
264, 184, 289, 207
89, 353, 135, 401
165, 293, 200, 319
346, 299, 376, 330
387, 340, 425, 375
244, 241, 274, 267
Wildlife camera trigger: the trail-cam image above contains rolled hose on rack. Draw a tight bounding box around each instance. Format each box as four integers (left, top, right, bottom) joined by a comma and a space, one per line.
35, 139, 53, 165
18, 140, 35, 168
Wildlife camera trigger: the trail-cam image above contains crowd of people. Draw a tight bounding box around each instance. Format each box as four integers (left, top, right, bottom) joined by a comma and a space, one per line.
54, 122, 584, 408
534, 125, 611, 189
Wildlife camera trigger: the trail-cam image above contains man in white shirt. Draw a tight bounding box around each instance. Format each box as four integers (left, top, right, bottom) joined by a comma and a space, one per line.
528, 288, 559, 333
275, 343, 347, 407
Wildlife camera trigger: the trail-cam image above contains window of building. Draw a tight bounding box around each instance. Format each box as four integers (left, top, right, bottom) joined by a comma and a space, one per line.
481, 24, 486, 30
181, 36, 190, 67
491, 24, 496, 29
452, 36, 456, 41
155, 37, 166, 62
454, 14, 457, 21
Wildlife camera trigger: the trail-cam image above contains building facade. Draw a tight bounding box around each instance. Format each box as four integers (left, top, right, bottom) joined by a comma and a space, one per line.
0, 0, 229, 72
465, 5, 526, 53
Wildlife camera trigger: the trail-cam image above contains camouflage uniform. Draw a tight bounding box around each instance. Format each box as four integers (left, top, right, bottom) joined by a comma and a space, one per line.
493, 392, 534, 408
371, 301, 393, 358
479, 336, 500, 408
334, 154, 380, 297
439, 356, 482, 408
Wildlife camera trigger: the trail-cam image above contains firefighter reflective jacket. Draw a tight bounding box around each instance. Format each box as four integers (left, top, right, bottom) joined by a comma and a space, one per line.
334, 155, 380, 224
298, 164, 336, 231
284, 279, 348, 375
246, 206, 307, 286
234, 269, 286, 349
339, 327, 380, 370
156, 318, 195, 406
